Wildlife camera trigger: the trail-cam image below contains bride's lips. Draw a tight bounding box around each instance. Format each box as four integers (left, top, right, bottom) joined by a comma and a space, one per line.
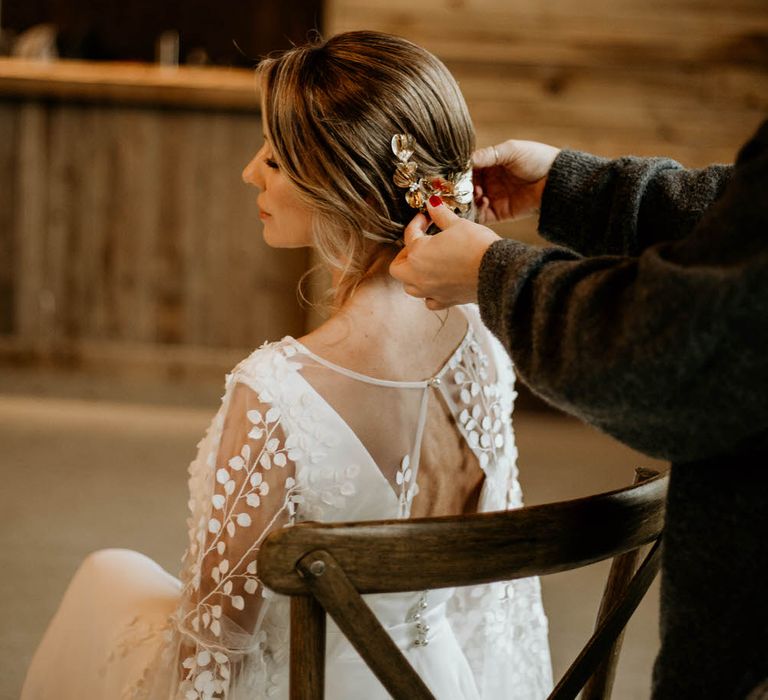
257, 198, 271, 219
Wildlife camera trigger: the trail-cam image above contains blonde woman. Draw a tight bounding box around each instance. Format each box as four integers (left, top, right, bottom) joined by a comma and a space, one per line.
22, 32, 552, 700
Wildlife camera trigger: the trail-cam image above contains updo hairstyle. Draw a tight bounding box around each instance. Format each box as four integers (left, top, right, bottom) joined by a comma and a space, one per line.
257, 30, 475, 306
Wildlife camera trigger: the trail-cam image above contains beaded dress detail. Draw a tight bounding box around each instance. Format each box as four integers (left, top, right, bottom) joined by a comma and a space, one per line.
21, 305, 552, 700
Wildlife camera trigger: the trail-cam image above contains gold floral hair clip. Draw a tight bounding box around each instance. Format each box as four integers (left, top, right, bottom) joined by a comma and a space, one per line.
391, 134, 473, 214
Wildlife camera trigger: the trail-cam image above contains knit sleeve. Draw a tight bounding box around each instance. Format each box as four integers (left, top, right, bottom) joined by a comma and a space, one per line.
539, 149, 733, 256
477, 121, 768, 464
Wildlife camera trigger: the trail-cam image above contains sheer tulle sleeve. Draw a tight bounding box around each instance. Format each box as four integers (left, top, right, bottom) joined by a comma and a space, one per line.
171, 375, 300, 700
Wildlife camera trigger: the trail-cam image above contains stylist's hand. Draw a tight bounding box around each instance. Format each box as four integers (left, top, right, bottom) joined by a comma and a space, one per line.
389, 196, 501, 310
472, 140, 560, 224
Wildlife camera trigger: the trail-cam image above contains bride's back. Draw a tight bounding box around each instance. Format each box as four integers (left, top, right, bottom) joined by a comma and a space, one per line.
294, 283, 519, 520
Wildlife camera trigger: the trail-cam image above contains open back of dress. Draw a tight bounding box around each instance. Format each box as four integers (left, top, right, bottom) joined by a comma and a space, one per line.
291, 305, 519, 521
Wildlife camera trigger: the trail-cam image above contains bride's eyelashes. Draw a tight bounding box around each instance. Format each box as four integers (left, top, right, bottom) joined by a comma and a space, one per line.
265, 157, 279, 170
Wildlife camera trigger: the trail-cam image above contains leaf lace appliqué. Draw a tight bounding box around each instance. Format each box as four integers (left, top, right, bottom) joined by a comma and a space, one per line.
395, 454, 420, 518
174, 344, 322, 700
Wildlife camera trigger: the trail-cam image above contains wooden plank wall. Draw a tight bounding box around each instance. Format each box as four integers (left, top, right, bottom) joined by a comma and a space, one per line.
0, 99, 308, 371
0, 105, 17, 336
326, 0, 768, 240
1, 2, 765, 375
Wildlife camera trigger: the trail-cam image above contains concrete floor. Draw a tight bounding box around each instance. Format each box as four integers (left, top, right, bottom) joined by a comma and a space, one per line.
0, 369, 666, 699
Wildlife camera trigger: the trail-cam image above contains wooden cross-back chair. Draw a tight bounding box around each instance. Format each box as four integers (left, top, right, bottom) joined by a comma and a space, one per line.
258, 467, 668, 700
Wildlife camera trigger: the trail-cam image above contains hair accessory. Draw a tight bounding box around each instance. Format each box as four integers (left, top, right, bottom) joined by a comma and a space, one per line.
391, 134, 472, 214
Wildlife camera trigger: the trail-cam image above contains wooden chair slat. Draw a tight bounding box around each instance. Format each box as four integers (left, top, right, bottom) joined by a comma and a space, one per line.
289, 595, 326, 700
259, 474, 668, 595
296, 550, 435, 700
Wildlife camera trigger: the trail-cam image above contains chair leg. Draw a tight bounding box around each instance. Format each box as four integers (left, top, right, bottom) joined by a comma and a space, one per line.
580, 545, 642, 699
297, 550, 436, 700
290, 594, 326, 700
548, 539, 663, 700
582, 466, 662, 699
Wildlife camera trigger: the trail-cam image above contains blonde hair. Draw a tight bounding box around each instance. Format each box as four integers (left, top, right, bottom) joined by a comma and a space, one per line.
257, 31, 475, 308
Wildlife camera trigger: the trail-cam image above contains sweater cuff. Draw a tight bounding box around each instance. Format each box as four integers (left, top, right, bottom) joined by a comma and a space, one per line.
539, 149, 610, 249
477, 237, 539, 339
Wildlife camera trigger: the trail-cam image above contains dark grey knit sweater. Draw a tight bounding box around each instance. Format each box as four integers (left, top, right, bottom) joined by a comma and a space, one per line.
477, 120, 768, 699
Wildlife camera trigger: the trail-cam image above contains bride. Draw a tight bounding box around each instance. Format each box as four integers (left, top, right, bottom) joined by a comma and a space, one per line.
21, 31, 552, 700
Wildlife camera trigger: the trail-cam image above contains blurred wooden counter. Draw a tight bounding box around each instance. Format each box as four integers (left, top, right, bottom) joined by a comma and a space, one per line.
0, 59, 308, 376
0, 58, 259, 110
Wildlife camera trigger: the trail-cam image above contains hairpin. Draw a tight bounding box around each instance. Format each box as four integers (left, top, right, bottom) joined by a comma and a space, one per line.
391, 134, 473, 214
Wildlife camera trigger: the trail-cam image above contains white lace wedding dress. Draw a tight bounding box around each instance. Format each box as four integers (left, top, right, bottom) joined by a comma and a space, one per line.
21, 305, 552, 700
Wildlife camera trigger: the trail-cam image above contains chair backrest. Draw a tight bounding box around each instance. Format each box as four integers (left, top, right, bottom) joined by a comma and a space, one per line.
258, 467, 668, 700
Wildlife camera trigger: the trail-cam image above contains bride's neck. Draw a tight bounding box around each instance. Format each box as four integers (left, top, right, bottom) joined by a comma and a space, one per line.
332, 254, 418, 319
322, 255, 456, 339
300, 252, 466, 378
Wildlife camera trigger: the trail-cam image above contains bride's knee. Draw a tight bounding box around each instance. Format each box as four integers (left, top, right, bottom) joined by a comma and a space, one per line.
70, 548, 180, 609
76, 548, 179, 593
78, 548, 141, 578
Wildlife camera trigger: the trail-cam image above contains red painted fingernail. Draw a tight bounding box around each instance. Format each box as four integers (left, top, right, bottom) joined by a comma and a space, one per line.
429, 194, 442, 207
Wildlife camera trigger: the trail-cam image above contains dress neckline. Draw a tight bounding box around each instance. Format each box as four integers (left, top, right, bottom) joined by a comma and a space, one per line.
283, 316, 473, 389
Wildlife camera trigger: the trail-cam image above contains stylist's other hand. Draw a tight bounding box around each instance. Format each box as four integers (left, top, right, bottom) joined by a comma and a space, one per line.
390, 196, 501, 310
472, 140, 560, 224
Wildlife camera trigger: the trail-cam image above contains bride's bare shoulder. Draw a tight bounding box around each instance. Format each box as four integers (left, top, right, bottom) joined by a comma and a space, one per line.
296, 304, 470, 382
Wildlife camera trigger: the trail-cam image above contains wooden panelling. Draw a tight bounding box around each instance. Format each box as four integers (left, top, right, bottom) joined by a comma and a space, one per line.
327, 0, 768, 167
14, 102, 48, 347
1, 98, 308, 364
0, 105, 17, 334
327, 1, 768, 69
455, 63, 767, 165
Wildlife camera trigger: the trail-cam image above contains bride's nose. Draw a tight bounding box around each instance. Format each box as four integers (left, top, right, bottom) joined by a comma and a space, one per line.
242, 153, 263, 189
